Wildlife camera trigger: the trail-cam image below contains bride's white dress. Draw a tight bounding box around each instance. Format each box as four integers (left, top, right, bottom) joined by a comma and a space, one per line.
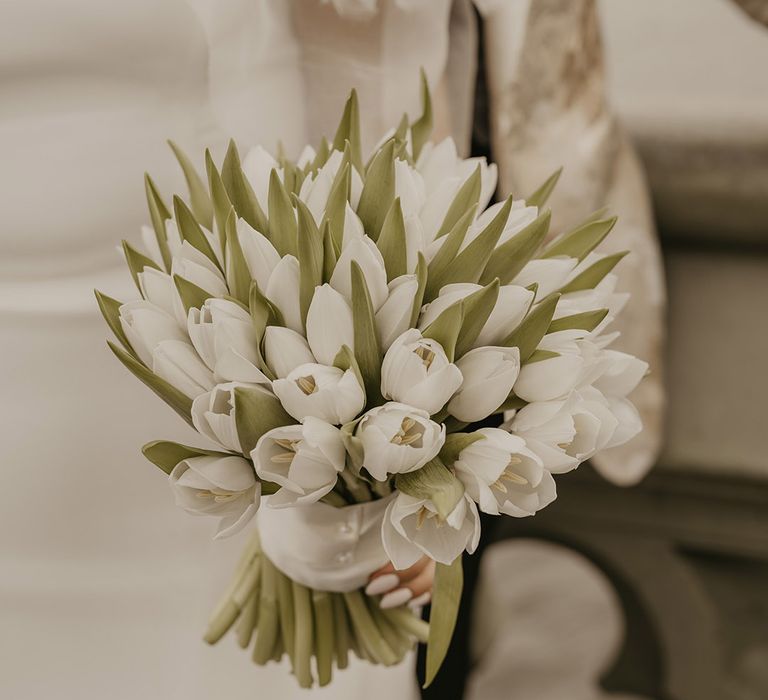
0, 1, 464, 697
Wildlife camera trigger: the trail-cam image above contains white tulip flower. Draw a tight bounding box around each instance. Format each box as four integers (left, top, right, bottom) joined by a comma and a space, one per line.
380, 329, 463, 415
191, 381, 269, 453
341, 203, 365, 249
454, 428, 556, 516
152, 340, 215, 399
306, 284, 354, 365
237, 218, 280, 291
592, 350, 648, 398
462, 199, 538, 252
263, 326, 315, 379
140, 224, 164, 268
403, 212, 427, 272
188, 298, 268, 384
509, 400, 579, 474
330, 236, 389, 311
242, 145, 279, 211
448, 346, 521, 423
300, 150, 364, 223
119, 300, 188, 366
375, 274, 419, 350
355, 402, 445, 481
272, 363, 366, 425
394, 158, 426, 219
512, 257, 578, 297
419, 283, 534, 348
513, 331, 585, 403
265, 255, 303, 333
138, 268, 176, 318
253, 418, 346, 507
169, 455, 259, 539
381, 492, 480, 569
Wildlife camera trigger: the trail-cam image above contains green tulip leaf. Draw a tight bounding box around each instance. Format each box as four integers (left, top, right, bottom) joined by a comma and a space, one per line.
234, 386, 295, 455
173, 274, 212, 314
434, 165, 481, 240
548, 308, 608, 334
542, 216, 618, 261
502, 292, 561, 362
173, 195, 221, 271
268, 168, 298, 257
296, 199, 323, 327
332, 89, 363, 173
358, 139, 396, 241
94, 290, 134, 356
321, 222, 339, 282
411, 68, 433, 161
526, 167, 562, 208
142, 440, 230, 475
326, 161, 352, 251
410, 253, 429, 328
249, 280, 283, 333
224, 208, 253, 305
168, 140, 213, 230
107, 341, 193, 427
560, 251, 628, 293
121, 240, 160, 293
333, 344, 367, 407
524, 349, 560, 364
376, 198, 408, 280
422, 300, 464, 363
454, 279, 499, 358
350, 261, 382, 406
425, 204, 477, 300
222, 139, 270, 235
439, 432, 486, 468
395, 457, 465, 520
205, 149, 233, 250
480, 209, 552, 285
144, 174, 172, 271
424, 556, 464, 688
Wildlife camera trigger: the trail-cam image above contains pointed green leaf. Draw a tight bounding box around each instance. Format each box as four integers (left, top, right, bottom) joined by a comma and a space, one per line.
222, 140, 269, 234
332, 89, 363, 173
168, 140, 213, 229
144, 174, 172, 271
321, 222, 338, 282
268, 169, 298, 257
502, 292, 561, 362
425, 204, 477, 300
434, 165, 481, 240
340, 417, 365, 472
411, 68, 433, 161
439, 196, 512, 288
525, 349, 560, 364
424, 556, 463, 688
326, 162, 351, 251
173, 195, 221, 271
560, 252, 628, 293
205, 149, 232, 250
296, 199, 323, 327
439, 432, 486, 468
173, 274, 212, 313
142, 440, 230, 475
526, 167, 562, 208
310, 136, 331, 174
357, 140, 396, 241
410, 253, 428, 328
480, 209, 552, 285
394, 112, 409, 143
234, 386, 295, 455
422, 300, 464, 362
454, 280, 500, 358
224, 209, 252, 304
499, 394, 528, 412
542, 216, 618, 261
95, 290, 133, 356
122, 240, 160, 293
376, 198, 408, 280
350, 261, 382, 406
548, 308, 609, 333
395, 457, 464, 519
249, 280, 283, 333
107, 341, 193, 426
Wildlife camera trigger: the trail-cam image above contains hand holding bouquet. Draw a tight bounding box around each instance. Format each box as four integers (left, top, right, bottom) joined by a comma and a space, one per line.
97, 74, 647, 687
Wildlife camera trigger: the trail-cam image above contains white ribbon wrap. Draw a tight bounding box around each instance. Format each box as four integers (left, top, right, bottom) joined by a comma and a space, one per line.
257, 494, 395, 592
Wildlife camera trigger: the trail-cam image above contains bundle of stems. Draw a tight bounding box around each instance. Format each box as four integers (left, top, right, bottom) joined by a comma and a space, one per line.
203, 530, 429, 688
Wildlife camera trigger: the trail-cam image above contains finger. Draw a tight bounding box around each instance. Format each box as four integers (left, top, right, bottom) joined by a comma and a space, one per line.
380, 561, 435, 609
365, 556, 430, 597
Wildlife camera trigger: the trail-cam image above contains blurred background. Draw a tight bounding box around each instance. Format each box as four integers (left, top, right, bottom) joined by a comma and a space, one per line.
2, 1, 767, 699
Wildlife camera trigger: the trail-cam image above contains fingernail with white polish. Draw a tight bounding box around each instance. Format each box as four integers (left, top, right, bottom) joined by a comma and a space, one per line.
380, 588, 413, 609
410, 592, 431, 607
365, 574, 400, 597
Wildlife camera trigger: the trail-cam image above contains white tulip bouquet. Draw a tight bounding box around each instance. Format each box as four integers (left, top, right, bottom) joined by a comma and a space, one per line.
97, 75, 647, 688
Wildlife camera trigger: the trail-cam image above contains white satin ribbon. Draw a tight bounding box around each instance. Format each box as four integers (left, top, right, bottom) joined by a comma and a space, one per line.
257, 494, 395, 592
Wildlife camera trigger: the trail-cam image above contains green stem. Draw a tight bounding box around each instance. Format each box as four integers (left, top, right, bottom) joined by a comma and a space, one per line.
292, 581, 315, 688
252, 558, 279, 664
321, 490, 349, 507
367, 597, 410, 661
204, 554, 260, 644
340, 467, 373, 502
312, 590, 335, 686
381, 606, 430, 644
343, 591, 398, 666
275, 568, 296, 670
331, 593, 350, 670
236, 590, 259, 649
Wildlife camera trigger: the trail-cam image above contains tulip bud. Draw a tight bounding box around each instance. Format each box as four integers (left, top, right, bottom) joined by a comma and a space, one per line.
448, 346, 521, 422
237, 218, 280, 291
513, 333, 584, 403
169, 455, 259, 539
263, 326, 316, 379
272, 363, 366, 425
253, 417, 346, 507
187, 298, 267, 384
330, 236, 389, 311
191, 381, 268, 453
355, 402, 445, 481
511, 257, 578, 297
119, 300, 188, 366
138, 268, 176, 318
509, 400, 579, 474
152, 339, 215, 399
265, 255, 303, 333
380, 329, 463, 415
306, 284, 354, 365
394, 158, 426, 219
375, 274, 419, 350
381, 492, 480, 569
453, 428, 556, 516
